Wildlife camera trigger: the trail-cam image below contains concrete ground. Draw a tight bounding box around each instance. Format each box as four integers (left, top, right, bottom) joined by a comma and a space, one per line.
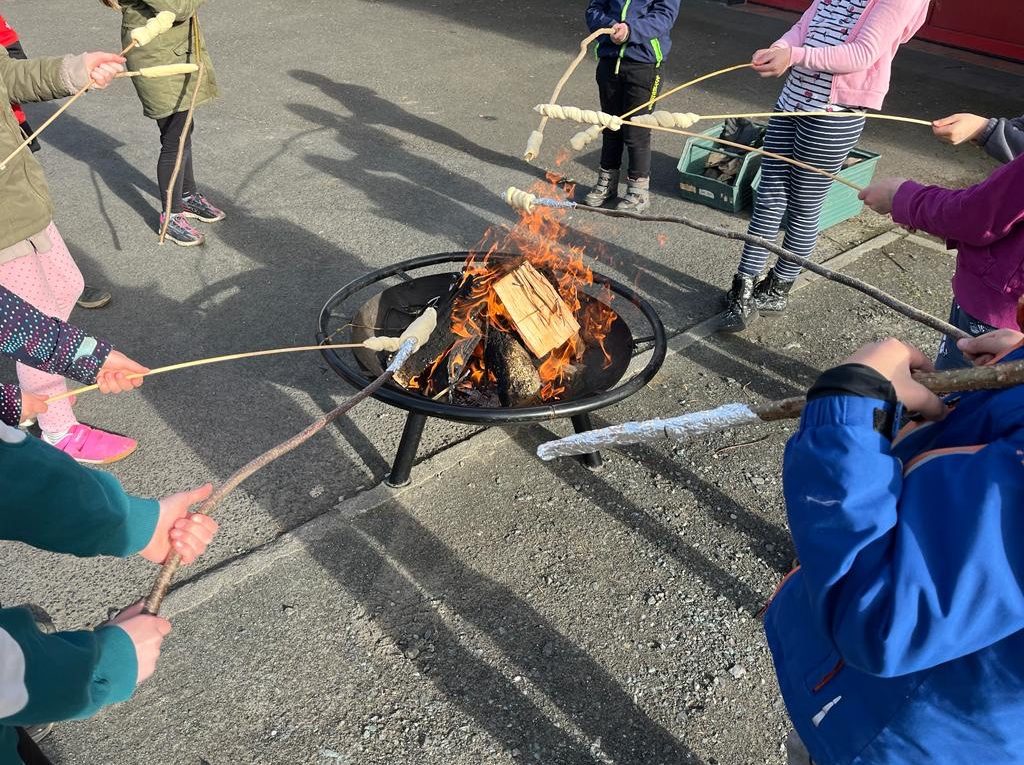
1, 0, 1021, 762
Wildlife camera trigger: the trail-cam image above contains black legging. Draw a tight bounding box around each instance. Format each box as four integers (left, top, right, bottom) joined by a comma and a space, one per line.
595, 56, 659, 179
156, 111, 197, 214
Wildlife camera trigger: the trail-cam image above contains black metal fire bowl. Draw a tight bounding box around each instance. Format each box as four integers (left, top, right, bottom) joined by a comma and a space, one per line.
317, 252, 667, 485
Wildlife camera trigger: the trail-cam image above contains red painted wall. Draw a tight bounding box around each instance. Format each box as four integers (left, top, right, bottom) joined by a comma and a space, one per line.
749, 0, 1024, 61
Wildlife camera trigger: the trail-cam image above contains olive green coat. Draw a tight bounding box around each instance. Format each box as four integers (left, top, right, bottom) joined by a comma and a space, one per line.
118, 0, 218, 120
0, 51, 73, 250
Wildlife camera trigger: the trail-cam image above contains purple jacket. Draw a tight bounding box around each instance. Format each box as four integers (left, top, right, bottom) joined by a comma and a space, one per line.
0, 286, 111, 425
892, 154, 1024, 330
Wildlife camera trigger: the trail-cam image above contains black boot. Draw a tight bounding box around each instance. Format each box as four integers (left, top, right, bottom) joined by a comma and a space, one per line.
584, 168, 620, 207
753, 270, 795, 314
718, 273, 758, 333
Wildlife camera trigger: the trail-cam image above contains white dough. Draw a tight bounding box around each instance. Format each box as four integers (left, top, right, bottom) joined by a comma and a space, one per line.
504, 187, 537, 213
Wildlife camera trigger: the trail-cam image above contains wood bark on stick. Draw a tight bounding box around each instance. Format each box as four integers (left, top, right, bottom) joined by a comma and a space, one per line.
494, 261, 580, 358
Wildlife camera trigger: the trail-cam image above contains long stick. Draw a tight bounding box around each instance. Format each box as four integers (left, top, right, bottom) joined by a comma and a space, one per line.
524, 27, 615, 161
697, 110, 932, 127
142, 337, 420, 615
623, 62, 753, 121
505, 188, 966, 341
44, 343, 366, 404
537, 359, 1024, 460
157, 13, 203, 243
0, 41, 138, 172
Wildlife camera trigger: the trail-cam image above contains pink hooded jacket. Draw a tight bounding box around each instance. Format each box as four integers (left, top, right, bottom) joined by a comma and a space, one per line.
772, 0, 931, 110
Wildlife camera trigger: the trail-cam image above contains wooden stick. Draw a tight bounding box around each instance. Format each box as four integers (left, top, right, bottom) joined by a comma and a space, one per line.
524, 27, 616, 161
537, 359, 1024, 460
158, 24, 205, 244
44, 343, 366, 404
505, 188, 967, 341
142, 337, 421, 615
621, 116, 864, 190
697, 110, 932, 127
0, 41, 138, 173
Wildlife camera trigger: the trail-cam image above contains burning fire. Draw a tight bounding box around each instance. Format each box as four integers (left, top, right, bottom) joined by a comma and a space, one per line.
407, 176, 616, 404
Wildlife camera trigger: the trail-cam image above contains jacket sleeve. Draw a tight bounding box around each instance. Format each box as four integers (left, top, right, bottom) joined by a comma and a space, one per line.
773, 1, 817, 49
0, 608, 136, 726
586, 1, 618, 32
0, 429, 160, 557
0, 286, 113, 387
140, 0, 207, 22
628, 0, 681, 44
0, 384, 21, 428
978, 115, 1024, 164
789, 0, 928, 74
891, 156, 1024, 247
784, 378, 1024, 677
0, 48, 73, 104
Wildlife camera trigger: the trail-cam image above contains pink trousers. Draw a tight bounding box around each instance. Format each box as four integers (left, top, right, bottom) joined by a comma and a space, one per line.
0, 223, 84, 435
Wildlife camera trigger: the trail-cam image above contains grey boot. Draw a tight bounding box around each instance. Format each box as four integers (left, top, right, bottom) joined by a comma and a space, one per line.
718, 273, 759, 333
615, 175, 650, 213
584, 168, 620, 207
753, 269, 795, 314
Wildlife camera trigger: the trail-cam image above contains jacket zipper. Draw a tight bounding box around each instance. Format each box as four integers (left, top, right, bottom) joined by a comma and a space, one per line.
615, 0, 632, 75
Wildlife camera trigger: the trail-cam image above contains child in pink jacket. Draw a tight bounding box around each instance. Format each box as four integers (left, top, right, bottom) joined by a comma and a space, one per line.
719, 0, 930, 334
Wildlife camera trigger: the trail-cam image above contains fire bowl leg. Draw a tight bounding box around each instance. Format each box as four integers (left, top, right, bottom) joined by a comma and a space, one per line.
386, 412, 428, 488
570, 413, 603, 470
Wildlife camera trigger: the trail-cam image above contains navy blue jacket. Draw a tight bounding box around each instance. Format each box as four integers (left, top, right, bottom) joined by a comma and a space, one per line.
585, 0, 680, 66
765, 350, 1024, 764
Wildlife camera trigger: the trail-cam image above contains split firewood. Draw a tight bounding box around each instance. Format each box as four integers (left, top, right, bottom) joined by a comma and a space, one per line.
494, 261, 580, 358
486, 332, 542, 407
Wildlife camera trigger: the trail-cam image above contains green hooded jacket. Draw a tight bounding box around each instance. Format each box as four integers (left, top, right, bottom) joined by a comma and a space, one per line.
0, 51, 75, 251
117, 1, 218, 120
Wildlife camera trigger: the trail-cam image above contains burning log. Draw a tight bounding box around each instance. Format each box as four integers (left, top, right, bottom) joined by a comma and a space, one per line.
485, 332, 542, 406
494, 261, 581, 358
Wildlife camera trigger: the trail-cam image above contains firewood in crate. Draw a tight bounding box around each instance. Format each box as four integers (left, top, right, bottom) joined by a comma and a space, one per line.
493, 261, 581, 358
485, 332, 542, 407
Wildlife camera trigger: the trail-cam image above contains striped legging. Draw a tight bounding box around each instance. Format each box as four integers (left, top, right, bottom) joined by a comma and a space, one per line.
738, 113, 866, 282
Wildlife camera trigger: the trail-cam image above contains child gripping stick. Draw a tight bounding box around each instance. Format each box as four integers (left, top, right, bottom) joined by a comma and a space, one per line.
101, 0, 223, 246
719, 0, 930, 333
584, 0, 681, 214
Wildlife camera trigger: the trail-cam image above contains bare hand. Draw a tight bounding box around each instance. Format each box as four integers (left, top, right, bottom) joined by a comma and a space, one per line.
957, 329, 1024, 367
843, 339, 947, 421
752, 47, 792, 78
107, 602, 171, 684
19, 392, 47, 424
96, 350, 149, 394
858, 177, 908, 216
610, 23, 629, 44
139, 484, 219, 565
82, 52, 126, 89
932, 113, 989, 146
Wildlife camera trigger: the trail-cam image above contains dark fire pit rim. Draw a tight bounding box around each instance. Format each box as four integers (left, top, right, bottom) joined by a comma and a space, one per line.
316, 251, 667, 426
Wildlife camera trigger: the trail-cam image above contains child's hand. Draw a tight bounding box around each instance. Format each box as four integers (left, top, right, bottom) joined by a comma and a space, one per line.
97, 350, 150, 394
957, 330, 1024, 367
858, 177, 908, 215
139, 484, 219, 565
932, 113, 989, 145
107, 602, 172, 684
19, 392, 47, 424
752, 47, 791, 78
82, 52, 126, 89
610, 23, 629, 44
842, 339, 947, 421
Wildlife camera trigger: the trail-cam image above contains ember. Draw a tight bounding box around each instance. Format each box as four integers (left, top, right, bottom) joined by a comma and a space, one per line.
402, 180, 616, 407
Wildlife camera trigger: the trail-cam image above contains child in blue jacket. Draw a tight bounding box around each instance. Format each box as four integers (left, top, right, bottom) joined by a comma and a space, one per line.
769, 332, 1024, 764
584, 0, 680, 213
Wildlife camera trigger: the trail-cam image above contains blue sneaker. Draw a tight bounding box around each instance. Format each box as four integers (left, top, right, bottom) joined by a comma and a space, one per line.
182, 192, 226, 223
160, 212, 206, 247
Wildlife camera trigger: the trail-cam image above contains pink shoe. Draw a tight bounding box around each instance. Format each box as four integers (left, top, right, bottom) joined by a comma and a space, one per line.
50, 424, 138, 465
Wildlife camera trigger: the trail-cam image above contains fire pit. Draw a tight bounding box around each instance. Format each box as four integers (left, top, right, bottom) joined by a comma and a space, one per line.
317, 251, 666, 486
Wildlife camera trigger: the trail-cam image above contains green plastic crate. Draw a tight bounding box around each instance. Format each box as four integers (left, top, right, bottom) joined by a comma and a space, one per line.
751, 147, 881, 232
676, 122, 767, 213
